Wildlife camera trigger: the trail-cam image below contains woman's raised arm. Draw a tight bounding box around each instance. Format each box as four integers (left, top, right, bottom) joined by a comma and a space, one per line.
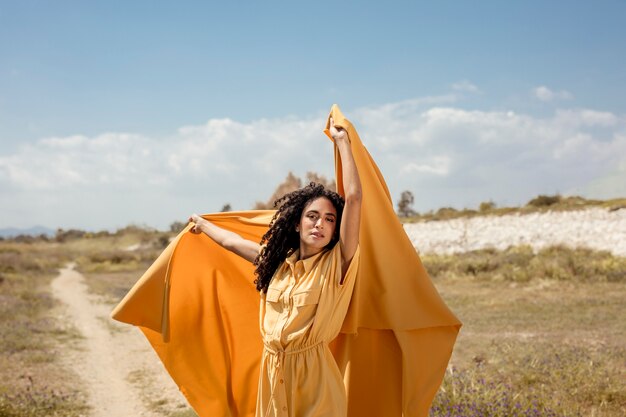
189, 214, 261, 263
329, 117, 362, 277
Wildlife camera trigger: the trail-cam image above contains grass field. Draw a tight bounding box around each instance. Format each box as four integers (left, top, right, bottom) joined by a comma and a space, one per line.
0, 228, 167, 416
431, 277, 625, 416
422, 247, 626, 416
1, 216, 625, 416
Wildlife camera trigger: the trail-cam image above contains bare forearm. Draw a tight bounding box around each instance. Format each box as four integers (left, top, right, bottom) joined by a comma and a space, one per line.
189, 214, 260, 263
334, 129, 362, 272
197, 220, 239, 249
336, 138, 362, 202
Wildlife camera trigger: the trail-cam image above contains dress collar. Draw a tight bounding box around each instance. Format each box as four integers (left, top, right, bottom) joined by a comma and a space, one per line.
285, 247, 327, 274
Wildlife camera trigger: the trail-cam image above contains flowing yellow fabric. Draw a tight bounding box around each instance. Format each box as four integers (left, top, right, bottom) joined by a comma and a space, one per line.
111, 104, 461, 417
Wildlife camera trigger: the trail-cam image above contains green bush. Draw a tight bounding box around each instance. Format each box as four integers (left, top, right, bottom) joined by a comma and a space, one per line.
479, 200, 496, 212
526, 194, 562, 207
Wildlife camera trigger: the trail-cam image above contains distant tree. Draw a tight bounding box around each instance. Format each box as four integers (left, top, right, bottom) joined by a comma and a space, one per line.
435, 207, 458, 219
254, 171, 337, 210
221, 203, 232, 212
14, 234, 36, 244
55, 228, 87, 243
254, 172, 302, 209
527, 194, 561, 207
479, 200, 496, 212
397, 190, 416, 217
157, 234, 171, 248
304, 172, 336, 191
169, 221, 186, 233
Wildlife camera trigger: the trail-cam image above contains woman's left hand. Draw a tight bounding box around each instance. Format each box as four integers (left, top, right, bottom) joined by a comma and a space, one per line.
329, 117, 348, 142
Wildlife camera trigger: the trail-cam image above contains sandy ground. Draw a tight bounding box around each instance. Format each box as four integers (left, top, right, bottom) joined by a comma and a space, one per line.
51, 264, 189, 417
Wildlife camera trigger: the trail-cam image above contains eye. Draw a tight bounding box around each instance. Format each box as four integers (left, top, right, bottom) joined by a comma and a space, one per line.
326, 217, 335, 223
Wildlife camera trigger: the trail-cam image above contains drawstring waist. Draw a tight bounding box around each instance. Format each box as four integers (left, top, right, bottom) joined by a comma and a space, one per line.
262, 342, 325, 416
263, 341, 324, 356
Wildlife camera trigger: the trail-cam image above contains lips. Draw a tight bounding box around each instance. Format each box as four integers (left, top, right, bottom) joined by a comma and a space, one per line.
311, 232, 324, 239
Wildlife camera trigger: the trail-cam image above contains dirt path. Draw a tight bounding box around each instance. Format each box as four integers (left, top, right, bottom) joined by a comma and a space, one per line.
51, 263, 189, 417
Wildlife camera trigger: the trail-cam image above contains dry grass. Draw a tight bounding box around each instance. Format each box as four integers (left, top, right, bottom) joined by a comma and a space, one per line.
430, 253, 626, 417
422, 244, 626, 283
65, 227, 169, 275
0, 228, 192, 416
402, 195, 626, 222
126, 369, 197, 416
0, 241, 88, 416
82, 270, 148, 304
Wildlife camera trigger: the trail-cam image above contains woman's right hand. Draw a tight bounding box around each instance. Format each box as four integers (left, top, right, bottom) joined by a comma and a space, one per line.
189, 214, 205, 234
329, 117, 349, 142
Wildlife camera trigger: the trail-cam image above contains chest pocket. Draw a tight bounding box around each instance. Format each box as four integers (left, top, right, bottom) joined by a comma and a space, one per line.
292, 288, 322, 307
266, 287, 282, 303
263, 287, 284, 336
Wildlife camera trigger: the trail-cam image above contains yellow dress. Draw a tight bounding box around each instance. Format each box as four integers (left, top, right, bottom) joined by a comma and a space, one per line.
258, 243, 360, 417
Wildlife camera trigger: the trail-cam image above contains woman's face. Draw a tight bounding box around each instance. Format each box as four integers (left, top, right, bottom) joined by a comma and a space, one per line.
297, 196, 338, 256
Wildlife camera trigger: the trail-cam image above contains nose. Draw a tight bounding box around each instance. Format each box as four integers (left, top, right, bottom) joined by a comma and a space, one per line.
315, 218, 324, 229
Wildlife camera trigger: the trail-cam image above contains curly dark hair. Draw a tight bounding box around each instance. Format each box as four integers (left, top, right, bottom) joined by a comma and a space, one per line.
253, 182, 344, 293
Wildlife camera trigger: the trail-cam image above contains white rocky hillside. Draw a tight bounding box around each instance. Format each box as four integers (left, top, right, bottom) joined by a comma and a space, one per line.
403, 207, 626, 257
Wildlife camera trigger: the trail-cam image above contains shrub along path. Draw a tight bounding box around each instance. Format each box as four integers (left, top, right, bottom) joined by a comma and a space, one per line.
51, 264, 187, 417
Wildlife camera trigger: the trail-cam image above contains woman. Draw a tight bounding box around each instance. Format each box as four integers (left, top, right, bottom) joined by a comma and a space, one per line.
188, 117, 362, 417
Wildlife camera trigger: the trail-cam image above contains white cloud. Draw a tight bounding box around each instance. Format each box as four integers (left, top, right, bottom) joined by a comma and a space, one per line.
451, 80, 481, 93
578, 133, 626, 198
554, 109, 618, 127
401, 156, 451, 176
533, 85, 574, 102
1, 97, 625, 230
0, 133, 165, 189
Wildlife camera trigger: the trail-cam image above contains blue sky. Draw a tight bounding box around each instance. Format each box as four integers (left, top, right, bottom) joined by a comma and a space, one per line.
1, 1, 625, 230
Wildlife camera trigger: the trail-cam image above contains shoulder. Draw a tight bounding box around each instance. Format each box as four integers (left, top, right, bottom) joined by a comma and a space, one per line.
324, 242, 360, 286
324, 242, 342, 258
325, 241, 360, 263
320, 242, 344, 268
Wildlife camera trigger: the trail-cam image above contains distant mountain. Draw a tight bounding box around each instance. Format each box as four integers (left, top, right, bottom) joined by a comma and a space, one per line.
0, 226, 56, 238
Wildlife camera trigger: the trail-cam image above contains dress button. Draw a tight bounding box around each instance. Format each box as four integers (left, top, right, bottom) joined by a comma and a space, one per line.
283, 406, 287, 411
279, 379, 284, 384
